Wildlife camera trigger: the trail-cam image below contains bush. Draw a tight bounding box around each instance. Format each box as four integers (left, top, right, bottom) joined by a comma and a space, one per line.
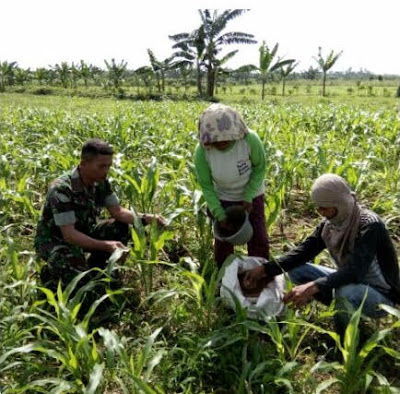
32, 88, 54, 95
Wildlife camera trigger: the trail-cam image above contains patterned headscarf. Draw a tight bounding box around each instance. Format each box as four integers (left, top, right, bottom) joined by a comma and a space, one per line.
198, 104, 249, 147
311, 174, 361, 266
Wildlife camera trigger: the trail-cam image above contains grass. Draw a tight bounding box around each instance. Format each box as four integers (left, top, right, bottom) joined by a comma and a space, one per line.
1, 91, 399, 392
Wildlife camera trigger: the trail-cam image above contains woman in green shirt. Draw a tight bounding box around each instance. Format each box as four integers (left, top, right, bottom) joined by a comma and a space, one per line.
194, 104, 269, 267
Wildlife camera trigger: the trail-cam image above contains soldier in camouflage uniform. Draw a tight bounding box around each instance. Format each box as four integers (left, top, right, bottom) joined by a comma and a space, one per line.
35, 138, 165, 291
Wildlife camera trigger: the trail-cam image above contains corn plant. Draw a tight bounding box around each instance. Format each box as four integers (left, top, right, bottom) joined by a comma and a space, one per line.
2, 94, 400, 392
310, 297, 399, 393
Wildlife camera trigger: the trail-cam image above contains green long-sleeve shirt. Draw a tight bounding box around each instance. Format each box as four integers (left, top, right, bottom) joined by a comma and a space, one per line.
194, 129, 266, 221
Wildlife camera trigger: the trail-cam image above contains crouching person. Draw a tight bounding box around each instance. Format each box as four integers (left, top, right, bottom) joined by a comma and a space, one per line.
243, 174, 400, 338
35, 138, 165, 293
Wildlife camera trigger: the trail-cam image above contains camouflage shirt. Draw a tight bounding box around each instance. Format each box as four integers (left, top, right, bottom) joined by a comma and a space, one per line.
35, 167, 119, 258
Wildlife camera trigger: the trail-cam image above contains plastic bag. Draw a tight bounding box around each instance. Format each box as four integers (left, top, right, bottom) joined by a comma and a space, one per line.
220, 255, 285, 321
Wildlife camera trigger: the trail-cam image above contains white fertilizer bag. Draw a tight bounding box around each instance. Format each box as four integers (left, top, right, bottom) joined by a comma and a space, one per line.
220, 256, 285, 321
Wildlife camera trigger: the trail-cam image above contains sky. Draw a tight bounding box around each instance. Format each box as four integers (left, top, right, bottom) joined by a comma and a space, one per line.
2, 0, 399, 75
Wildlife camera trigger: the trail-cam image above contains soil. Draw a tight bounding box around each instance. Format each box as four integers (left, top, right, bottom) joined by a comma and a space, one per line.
237, 271, 272, 298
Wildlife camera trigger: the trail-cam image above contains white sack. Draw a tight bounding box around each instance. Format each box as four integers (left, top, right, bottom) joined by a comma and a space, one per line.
220, 256, 285, 321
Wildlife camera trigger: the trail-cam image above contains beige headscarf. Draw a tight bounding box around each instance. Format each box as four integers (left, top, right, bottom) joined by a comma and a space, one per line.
198, 104, 248, 147
311, 174, 361, 266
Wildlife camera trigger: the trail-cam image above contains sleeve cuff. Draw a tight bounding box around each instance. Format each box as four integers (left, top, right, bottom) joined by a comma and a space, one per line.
215, 210, 227, 221
314, 276, 329, 288
243, 195, 253, 203
263, 260, 284, 276
54, 211, 76, 226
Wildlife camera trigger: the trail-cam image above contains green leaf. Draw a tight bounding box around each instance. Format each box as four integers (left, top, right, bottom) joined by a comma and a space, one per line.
315, 378, 340, 394
85, 363, 105, 394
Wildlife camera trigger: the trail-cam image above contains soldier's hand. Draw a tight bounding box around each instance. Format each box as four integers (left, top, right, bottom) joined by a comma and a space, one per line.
103, 240, 126, 254
142, 214, 167, 227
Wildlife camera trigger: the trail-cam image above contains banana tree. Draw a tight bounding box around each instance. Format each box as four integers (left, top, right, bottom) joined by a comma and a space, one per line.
14, 67, 31, 86
199, 9, 256, 97
279, 61, 298, 96
104, 58, 127, 90
33, 68, 49, 85
52, 62, 71, 88
169, 27, 206, 95
0, 61, 17, 92
258, 42, 295, 100
314, 47, 342, 96
134, 66, 154, 94
77, 60, 93, 88
213, 49, 238, 94
172, 62, 193, 93
147, 49, 174, 93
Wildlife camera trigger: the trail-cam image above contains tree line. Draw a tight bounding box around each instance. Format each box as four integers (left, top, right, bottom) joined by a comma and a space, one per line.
1, 10, 396, 98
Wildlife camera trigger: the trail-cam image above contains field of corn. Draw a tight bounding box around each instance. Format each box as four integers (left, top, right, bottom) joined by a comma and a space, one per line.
1, 93, 400, 393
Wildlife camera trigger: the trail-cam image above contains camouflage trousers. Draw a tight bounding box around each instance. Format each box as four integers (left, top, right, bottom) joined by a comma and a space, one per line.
39, 219, 129, 292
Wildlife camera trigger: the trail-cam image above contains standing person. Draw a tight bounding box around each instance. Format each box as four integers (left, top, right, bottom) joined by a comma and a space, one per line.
194, 104, 269, 267
243, 174, 400, 337
35, 138, 165, 292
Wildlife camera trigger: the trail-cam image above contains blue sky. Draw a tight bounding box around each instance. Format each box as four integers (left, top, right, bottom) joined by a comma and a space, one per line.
2, 0, 399, 75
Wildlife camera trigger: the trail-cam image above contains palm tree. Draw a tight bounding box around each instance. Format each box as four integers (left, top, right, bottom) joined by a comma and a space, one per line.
279, 61, 297, 96
147, 49, 174, 93
104, 58, 127, 90
199, 9, 256, 97
257, 42, 295, 100
169, 27, 206, 95
314, 47, 342, 96
0, 61, 17, 92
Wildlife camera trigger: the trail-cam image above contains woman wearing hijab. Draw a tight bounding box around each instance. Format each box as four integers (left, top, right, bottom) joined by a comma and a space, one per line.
194, 104, 269, 267
244, 173, 400, 336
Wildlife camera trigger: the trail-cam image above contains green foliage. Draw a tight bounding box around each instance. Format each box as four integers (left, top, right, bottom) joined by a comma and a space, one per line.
1, 94, 400, 392
314, 47, 343, 96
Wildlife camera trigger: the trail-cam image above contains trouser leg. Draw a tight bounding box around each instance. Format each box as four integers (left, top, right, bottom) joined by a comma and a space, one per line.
288, 263, 394, 338
213, 200, 240, 268
334, 284, 393, 339
40, 244, 87, 292
214, 238, 234, 268
247, 195, 269, 260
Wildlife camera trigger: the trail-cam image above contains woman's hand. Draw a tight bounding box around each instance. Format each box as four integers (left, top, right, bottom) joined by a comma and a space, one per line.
283, 282, 319, 308
219, 218, 234, 231
242, 201, 253, 213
